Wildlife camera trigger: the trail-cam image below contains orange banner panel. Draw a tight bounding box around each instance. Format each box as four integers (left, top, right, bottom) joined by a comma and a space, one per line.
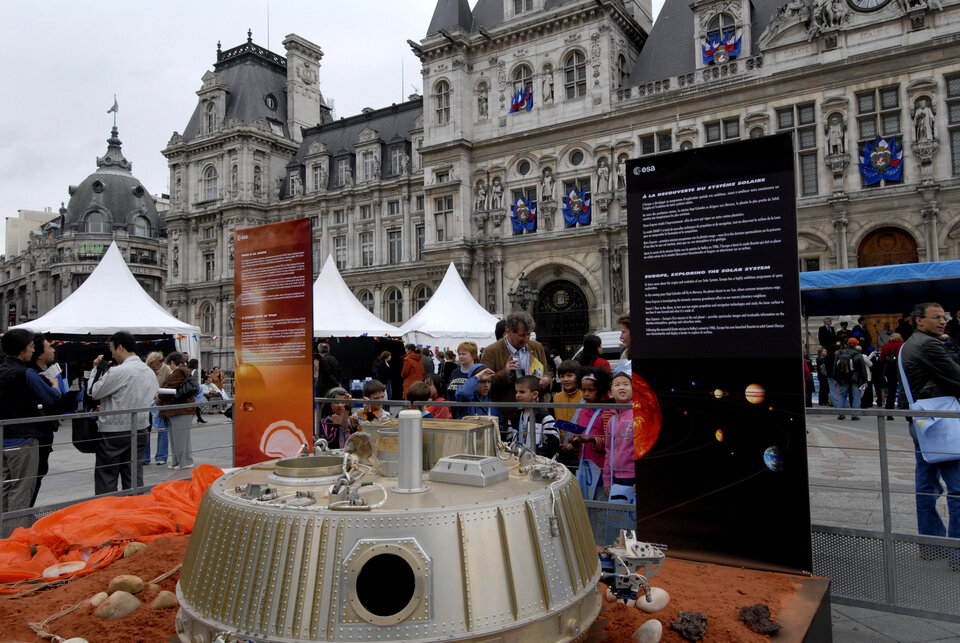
233, 218, 314, 467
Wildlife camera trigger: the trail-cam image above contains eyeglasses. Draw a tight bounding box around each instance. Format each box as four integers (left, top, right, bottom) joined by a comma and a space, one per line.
924, 315, 948, 321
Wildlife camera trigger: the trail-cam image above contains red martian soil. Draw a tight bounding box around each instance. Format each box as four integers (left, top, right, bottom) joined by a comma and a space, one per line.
0, 535, 812, 643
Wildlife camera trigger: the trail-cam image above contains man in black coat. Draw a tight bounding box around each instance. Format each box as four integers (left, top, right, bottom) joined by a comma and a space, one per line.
318, 343, 342, 396
0, 329, 61, 511
899, 302, 960, 545
818, 317, 837, 352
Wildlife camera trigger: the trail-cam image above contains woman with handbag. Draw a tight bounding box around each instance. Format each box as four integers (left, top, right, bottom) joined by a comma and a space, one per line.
145, 351, 171, 465
157, 352, 197, 470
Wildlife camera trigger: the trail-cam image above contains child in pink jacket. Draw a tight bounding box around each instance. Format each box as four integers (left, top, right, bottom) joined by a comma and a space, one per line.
603, 370, 635, 503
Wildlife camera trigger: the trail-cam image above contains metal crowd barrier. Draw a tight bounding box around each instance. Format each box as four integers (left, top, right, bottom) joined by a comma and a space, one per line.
6, 399, 956, 622
806, 407, 960, 623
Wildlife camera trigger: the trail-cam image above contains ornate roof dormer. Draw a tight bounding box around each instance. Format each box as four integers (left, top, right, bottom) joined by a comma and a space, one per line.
692, 0, 753, 69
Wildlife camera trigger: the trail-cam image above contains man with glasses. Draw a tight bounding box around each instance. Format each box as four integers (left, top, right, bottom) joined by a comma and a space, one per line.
899, 302, 960, 558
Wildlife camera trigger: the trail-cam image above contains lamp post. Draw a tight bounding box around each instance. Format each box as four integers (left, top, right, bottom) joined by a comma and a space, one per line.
507, 272, 538, 312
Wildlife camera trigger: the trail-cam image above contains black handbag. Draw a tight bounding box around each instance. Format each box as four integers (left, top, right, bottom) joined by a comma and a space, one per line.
71, 416, 100, 454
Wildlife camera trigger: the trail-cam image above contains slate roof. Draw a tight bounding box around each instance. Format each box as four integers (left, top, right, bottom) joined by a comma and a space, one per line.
427, 0, 583, 35
61, 127, 163, 237
295, 99, 423, 165
182, 41, 290, 141
630, 0, 782, 85
427, 0, 474, 34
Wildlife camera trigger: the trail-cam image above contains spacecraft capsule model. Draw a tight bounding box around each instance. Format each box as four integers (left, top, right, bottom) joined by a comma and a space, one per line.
173, 413, 604, 642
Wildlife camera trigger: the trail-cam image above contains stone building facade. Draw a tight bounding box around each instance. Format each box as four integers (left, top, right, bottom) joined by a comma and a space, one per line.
0, 127, 167, 331
165, 0, 960, 368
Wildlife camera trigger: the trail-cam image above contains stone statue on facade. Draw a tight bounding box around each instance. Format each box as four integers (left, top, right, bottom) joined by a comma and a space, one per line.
914, 98, 935, 141
400, 153, 410, 175
541, 72, 554, 104
597, 158, 611, 191
478, 85, 489, 118
826, 115, 845, 155
290, 173, 302, 196
344, 166, 354, 187
541, 168, 555, 200
616, 158, 626, 189
491, 177, 504, 209
172, 245, 179, 277
474, 180, 488, 211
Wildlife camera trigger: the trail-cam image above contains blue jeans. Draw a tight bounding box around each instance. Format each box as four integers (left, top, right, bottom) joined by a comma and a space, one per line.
909, 423, 960, 539
828, 379, 839, 408
154, 425, 169, 463
836, 381, 861, 417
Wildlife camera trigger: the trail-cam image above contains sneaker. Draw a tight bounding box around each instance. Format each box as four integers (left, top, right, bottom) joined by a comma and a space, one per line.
155, 460, 166, 465
837, 415, 846, 420
887, 416, 895, 421
167, 463, 176, 469
851, 417, 861, 421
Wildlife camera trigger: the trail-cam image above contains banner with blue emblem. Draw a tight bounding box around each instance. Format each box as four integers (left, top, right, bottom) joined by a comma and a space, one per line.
511, 197, 536, 234
563, 188, 591, 227
510, 86, 533, 113
702, 30, 741, 65
858, 136, 903, 185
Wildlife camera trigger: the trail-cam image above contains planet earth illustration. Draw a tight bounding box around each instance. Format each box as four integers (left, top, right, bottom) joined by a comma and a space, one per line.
763, 446, 784, 472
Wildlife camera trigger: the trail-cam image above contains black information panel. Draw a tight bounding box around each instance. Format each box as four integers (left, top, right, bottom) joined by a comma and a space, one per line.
628, 134, 812, 573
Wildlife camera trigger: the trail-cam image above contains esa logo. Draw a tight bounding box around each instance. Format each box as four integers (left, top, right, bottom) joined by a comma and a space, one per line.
632, 165, 655, 175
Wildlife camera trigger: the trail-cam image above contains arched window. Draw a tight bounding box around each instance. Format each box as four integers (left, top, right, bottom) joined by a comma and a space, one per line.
707, 13, 736, 43
513, 64, 533, 94
133, 215, 151, 237
414, 285, 433, 313
358, 289, 374, 313
200, 302, 215, 334
680, 140, 694, 151
434, 80, 450, 125
749, 127, 765, 138
385, 287, 403, 324
84, 211, 108, 234
204, 166, 218, 201
617, 54, 628, 89
206, 102, 216, 134
563, 51, 586, 99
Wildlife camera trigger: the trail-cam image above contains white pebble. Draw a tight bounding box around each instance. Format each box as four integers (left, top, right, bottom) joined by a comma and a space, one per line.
633, 618, 663, 643
89, 591, 109, 607
94, 590, 140, 619
62, 639, 90, 643
636, 586, 670, 613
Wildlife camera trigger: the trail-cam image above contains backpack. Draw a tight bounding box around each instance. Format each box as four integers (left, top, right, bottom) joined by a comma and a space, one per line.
835, 351, 855, 380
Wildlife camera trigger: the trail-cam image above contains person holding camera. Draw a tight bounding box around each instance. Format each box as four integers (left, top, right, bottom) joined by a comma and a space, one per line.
87, 331, 158, 494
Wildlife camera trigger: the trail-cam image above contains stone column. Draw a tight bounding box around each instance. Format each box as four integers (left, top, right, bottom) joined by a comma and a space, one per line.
833, 217, 849, 269
922, 206, 940, 262
494, 253, 504, 315
599, 242, 612, 329
346, 204, 357, 269
402, 194, 412, 262
374, 284, 382, 319
402, 280, 412, 322
319, 209, 330, 263
373, 198, 383, 264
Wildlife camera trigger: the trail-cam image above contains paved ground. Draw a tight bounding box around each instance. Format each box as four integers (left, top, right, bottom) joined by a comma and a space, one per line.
17, 406, 960, 641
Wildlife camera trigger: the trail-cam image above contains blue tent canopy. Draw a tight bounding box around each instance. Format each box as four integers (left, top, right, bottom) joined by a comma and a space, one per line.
799, 261, 960, 316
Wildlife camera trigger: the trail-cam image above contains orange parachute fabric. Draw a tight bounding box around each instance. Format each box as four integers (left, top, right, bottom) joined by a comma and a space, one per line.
0, 464, 222, 592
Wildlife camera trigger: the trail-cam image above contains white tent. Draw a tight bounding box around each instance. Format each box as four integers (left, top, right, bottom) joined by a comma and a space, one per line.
313, 255, 401, 337
12, 242, 200, 357
400, 262, 499, 351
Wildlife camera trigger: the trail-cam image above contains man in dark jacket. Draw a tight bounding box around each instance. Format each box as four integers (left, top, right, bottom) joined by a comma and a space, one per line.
834, 338, 867, 420
818, 317, 837, 352
0, 329, 61, 511
899, 302, 960, 543
29, 333, 65, 506
318, 343, 342, 396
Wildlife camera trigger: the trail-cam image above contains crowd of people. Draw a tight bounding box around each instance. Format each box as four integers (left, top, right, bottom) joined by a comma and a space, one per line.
0, 329, 229, 511
813, 311, 960, 420
314, 311, 635, 504
815, 305, 960, 557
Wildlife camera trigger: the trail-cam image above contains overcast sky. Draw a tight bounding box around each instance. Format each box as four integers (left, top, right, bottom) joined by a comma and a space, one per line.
0, 0, 664, 252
